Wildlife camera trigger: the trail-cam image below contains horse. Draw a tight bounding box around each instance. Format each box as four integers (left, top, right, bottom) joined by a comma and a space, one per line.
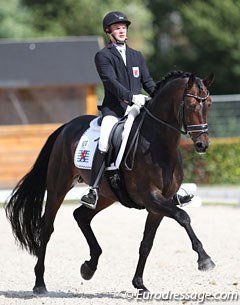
5, 70, 215, 294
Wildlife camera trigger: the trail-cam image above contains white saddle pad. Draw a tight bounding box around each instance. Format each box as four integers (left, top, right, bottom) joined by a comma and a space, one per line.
74, 118, 100, 169
74, 105, 139, 170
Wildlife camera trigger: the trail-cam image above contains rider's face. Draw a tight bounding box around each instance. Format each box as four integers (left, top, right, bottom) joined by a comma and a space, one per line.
109, 23, 127, 42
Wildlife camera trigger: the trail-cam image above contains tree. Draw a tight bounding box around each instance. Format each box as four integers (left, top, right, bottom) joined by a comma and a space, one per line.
181, 0, 240, 94
0, 0, 34, 38
147, 0, 240, 94
20, 0, 153, 55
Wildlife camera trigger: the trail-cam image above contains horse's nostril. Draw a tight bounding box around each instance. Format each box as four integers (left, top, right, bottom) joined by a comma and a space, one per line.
196, 142, 203, 148
195, 141, 208, 151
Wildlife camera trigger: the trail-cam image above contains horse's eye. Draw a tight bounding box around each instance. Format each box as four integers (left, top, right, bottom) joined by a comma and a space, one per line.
207, 100, 212, 108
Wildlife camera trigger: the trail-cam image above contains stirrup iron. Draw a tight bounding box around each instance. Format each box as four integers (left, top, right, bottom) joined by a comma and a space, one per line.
80, 187, 98, 209
175, 188, 194, 207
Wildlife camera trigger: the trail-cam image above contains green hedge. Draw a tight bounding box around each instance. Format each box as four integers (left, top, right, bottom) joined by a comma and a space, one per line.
180, 138, 240, 185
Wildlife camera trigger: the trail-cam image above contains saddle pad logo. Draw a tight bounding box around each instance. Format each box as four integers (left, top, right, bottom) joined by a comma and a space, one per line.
74, 132, 98, 169
77, 150, 90, 163
132, 67, 140, 78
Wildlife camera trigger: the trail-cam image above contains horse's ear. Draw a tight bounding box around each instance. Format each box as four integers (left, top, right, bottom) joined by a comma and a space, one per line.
187, 73, 196, 89
203, 72, 214, 88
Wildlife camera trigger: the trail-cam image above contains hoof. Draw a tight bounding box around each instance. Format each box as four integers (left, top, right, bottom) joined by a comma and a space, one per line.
132, 277, 149, 292
198, 258, 216, 271
80, 262, 95, 280
33, 285, 48, 295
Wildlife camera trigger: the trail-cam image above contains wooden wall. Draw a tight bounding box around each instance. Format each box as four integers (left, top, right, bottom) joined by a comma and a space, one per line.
0, 85, 98, 125
0, 124, 60, 189
0, 83, 99, 189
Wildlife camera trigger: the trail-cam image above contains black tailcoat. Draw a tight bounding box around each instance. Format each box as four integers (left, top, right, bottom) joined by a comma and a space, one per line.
95, 43, 156, 117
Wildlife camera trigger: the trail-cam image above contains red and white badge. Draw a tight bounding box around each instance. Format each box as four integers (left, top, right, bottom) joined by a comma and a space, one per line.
132, 67, 140, 78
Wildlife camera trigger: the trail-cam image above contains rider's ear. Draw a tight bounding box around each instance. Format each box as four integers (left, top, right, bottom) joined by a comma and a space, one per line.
203, 73, 214, 88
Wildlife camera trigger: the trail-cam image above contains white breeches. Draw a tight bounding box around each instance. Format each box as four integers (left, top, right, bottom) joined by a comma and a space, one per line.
98, 105, 138, 153
98, 115, 119, 152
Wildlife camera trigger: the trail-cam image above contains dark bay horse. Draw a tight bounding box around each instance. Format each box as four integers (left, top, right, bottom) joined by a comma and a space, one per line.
5, 71, 215, 294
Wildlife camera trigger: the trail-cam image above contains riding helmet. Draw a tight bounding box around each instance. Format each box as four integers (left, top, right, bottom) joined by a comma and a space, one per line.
103, 11, 131, 33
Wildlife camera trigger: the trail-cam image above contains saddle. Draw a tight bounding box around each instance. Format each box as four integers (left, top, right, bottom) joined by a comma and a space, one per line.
106, 117, 145, 210
74, 107, 145, 209
74, 116, 126, 170
74, 105, 142, 170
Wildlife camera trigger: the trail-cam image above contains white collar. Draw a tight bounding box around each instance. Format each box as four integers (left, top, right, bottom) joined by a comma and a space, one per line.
114, 43, 126, 52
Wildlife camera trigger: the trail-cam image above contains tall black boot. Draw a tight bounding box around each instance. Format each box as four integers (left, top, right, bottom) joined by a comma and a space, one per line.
80, 148, 106, 209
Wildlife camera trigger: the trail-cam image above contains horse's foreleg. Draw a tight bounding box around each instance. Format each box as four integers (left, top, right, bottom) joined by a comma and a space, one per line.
171, 207, 215, 271
73, 197, 113, 280
132, 212, 164, 292
154, 202, 215, 271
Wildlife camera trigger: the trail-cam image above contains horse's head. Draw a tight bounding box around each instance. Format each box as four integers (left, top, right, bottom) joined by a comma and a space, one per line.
182, 73, 214, 153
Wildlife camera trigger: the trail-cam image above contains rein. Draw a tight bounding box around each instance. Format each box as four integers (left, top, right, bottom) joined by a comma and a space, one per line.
123, 104, 186, 171
143, 105, 187, 135
143, 90, 210, 136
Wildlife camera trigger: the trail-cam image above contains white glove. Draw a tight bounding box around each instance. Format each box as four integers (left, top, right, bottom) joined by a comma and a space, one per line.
132, 94, 148, 107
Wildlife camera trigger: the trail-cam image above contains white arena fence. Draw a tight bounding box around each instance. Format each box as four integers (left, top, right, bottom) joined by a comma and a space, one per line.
209, 94, 240, 138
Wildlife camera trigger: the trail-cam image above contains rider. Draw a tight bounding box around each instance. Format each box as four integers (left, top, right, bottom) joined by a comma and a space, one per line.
80, 11, 155, 208
80, 11, 193, 208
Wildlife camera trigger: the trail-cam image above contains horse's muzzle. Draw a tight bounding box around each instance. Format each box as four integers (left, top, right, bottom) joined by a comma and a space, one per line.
194, 138, 209, 154
187, 124, 209, 153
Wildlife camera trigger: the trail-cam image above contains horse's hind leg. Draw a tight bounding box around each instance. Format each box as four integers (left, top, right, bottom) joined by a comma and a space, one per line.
132, 212, 164, 292
73, 196, 114, 280
33, 191, 65, 294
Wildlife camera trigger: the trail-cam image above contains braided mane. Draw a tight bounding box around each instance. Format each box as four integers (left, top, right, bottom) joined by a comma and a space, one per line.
153, 71, 192, 95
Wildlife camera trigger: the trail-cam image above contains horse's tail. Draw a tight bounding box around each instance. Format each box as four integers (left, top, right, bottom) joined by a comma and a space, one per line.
5, 123, 66, 256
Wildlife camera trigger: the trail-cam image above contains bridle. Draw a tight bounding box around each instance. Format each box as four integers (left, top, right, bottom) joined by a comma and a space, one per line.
180, 90, 210, 136
125, 80, 210, 170
143, 86, 210, 137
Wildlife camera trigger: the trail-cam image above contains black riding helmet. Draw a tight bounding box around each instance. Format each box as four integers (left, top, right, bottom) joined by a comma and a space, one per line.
103, 11, 131, 33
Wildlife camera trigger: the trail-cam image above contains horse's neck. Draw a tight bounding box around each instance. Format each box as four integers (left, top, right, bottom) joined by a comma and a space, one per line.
153, 79, 185, 120
140, 111, 181, 154
139, 80, 185, 151
154, 95, 175, 121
